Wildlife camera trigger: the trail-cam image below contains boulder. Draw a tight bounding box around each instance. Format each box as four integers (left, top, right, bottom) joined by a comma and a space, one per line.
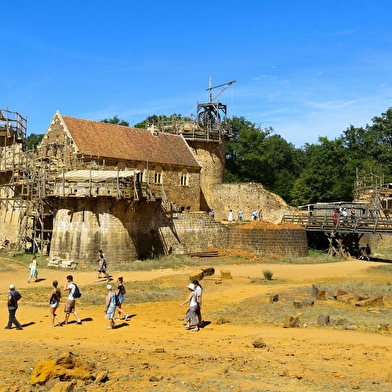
317, 315, 330, 325
189, 270, 204, 281
215, 317, 230, 325
379, 324, 390, 332
333, 288, 349, 298
284, 315, 300, 328
336, 293, 360, 304
302, 298, 315, 307
252, 338, 266, 348
355, 295, 383, 307
202, 267, 215, 276
31, 352, 94, 386
312, 284, 326, 300
270, 294, 279, 303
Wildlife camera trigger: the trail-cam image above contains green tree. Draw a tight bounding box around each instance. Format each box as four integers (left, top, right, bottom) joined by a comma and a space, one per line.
101, 115, 129, 126
290, 137, 353, 205
134, 113, 192, 129
24, 133, 44, 151
225, 116, 302, 203
363, 107, 392, 177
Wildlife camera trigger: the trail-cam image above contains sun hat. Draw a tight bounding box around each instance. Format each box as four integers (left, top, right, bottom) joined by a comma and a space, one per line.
187, 283, 195, 290
107, 284, 112, 290
9, 284, 15, 290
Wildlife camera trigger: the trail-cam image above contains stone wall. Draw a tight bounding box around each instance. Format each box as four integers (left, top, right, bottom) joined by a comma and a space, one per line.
49, 200, 229, 263
228, 224, 308, 257
49, 199, 307, 264
51, 198, 139, 263
208, 182, 299, 223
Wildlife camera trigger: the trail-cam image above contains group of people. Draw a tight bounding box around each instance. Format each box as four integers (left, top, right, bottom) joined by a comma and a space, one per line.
7, 250, 208, 333
228, 208, 263, 222
104, 277, 129, 330
180, 280, 203, 332
6, 272, 130, 331
351, 243, 372, 261
333, 206, 361, 226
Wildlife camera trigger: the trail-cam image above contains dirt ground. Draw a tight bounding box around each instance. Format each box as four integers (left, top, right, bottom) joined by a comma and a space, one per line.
1, 258, 392, 392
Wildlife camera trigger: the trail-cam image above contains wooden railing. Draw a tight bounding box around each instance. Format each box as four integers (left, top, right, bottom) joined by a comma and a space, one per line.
282, 214, 392, 235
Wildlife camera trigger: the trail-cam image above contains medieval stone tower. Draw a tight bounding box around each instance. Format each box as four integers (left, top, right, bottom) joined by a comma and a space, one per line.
152, 80, 235, 212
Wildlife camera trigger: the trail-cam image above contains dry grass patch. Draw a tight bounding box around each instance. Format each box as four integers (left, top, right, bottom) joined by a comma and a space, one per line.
209, 281, 392, 333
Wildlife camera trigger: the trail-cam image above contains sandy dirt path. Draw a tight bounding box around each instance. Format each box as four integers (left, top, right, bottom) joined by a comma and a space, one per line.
0, 258, 391, 392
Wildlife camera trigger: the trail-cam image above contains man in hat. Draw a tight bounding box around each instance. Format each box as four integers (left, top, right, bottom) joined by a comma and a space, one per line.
5, 284, 23, 330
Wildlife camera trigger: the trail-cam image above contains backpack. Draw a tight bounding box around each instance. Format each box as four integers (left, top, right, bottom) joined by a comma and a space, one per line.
73, 284, 82, 298
103, 260, 107, 269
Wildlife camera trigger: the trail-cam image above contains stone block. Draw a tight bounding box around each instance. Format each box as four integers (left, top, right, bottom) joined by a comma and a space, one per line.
284, 315, 300, 328
317, 315, 330, 325
189, 270, 204, 281
312, 284, 326, 300
302, 298, 315, 307
336, 293, 360, 304
355, 295, 383, 307
333, 288, 349, 298
270, 294, 279, 303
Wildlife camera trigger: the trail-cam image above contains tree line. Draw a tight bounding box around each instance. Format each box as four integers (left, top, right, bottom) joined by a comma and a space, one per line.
25, 107, 392, 206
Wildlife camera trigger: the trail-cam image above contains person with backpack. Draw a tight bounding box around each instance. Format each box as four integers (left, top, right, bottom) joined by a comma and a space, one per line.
5, 284, 23, 330
48, 280, 62, 327
62, 275, 82, 325
114, 277, 129, 321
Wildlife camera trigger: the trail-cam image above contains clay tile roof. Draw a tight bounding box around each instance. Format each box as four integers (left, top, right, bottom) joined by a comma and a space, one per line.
61, 114, 200, 168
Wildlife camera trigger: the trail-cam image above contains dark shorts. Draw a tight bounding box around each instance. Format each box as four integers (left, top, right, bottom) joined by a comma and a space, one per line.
195, 306, 201, 317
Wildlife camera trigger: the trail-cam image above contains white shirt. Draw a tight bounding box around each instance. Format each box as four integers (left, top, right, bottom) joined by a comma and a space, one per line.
67, 282, 76, 300
194, 286, 202, 305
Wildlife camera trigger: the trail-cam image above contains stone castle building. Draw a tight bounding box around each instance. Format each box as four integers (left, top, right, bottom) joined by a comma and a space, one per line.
0, 107, 305, 264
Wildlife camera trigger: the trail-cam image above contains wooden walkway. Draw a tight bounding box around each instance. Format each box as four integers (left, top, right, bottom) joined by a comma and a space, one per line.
282, 214, 392, 257
282, 214, 392, 235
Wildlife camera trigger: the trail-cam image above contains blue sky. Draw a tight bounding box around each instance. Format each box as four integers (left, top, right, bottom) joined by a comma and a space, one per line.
2, 1, 392, 147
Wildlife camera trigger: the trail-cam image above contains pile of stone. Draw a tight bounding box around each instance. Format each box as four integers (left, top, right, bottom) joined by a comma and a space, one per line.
47, 256, 78, 269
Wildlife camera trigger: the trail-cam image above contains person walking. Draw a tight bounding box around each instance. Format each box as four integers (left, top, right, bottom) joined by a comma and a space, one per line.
48, 280, 62, 327
238, 209, 243, 223
192, 280, 203, 327
104, 284, 116, 330
62, 275, 82, 325
114, 277, 129, 321
180, 283, 199, 332
365, 244, 371, 261
5, 284, 23, 330
27, 255, 38, 283
95, 250, 109, 282
333, 209, 339, 225
228, 209, 233, 222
